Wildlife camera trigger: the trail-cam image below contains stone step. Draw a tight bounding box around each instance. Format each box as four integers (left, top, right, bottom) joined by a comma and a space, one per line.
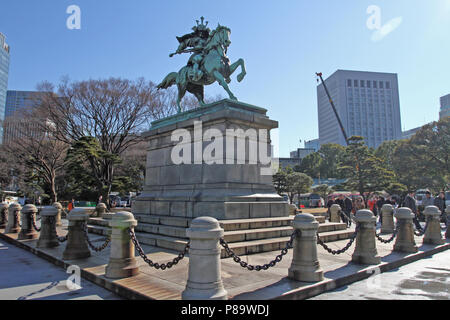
223, 223, 346, 243
90, 214, 326, 230
87, 223, 354, 258
116, 218, 336, 241
221, 229, 356, 258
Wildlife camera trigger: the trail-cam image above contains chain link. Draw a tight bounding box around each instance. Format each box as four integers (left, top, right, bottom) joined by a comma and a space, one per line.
375, 225, 398, 244
317, 226, 359, 255
0, 209, 8, 225
129, 228, 189, 270
31, 213, 41, 232
219, 230, 298, 271
82, 223, 111, 252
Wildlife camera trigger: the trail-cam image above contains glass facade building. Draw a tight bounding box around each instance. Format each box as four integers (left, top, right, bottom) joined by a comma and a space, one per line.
440, 94, 450, 119
0, 32, 10, 144
317, 70, 402, 148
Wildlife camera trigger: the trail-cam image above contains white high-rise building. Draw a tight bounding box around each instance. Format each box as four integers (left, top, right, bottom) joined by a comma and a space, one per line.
317, 70, 402, 148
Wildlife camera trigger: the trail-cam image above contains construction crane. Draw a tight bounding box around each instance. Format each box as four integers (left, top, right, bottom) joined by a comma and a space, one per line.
316, 72, 349, 146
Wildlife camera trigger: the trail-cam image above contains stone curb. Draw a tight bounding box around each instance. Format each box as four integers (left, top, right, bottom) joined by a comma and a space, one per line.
274, 241, 450, 300
0, 231, 151, 300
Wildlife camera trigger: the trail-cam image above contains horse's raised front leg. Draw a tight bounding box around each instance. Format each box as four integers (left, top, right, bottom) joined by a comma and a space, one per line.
177, 85, 186, 113
213, 70, 237, 101
229, 58, 246, 83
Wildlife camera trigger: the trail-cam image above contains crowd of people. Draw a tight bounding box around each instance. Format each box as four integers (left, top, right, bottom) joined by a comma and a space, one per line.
326, 190, 447, 227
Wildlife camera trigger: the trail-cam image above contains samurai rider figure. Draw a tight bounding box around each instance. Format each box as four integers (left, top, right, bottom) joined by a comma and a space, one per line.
169, 17, 211, 82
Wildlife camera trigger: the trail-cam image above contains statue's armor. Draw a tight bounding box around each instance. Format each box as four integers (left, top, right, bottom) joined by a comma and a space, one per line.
170, 17, 211, 82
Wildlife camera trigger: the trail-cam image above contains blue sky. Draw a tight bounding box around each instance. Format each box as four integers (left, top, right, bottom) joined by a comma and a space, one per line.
1, 0, 449, 156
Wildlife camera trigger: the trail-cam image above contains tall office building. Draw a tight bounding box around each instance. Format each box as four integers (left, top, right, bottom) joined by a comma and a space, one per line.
0, 32, 10, 144
5, 90, 45, 117
440, 94, 450, 119
317, 70, 402, 148
3, 91, 47, 144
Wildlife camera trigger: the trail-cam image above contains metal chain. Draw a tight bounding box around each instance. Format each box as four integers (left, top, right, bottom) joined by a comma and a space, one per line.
375, 225, 399, 244
317, 226, 359, 255
219, 230, 298, 271
31, 213, 41, 232
0, 210, 8, 224
14, 211, 22, 228
82, 223, 111, 252
128, 228, 189, 270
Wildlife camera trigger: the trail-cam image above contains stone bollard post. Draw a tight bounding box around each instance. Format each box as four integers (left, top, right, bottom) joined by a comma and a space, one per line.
446, 206, 450, 239
105, 211, 139, 279
52, 202, 63, 226
5, 203, 22, 234
288, 213, 324, 282
380, 204, 395, 234
423, 206, 445, 245
62, 208, 91, 260
95, 203, 108, 218
182, 217, 227, 300
0, 202, 9, 229
37, 206, 60, 248
329, 204, 341, 223
18, 204, 39, 240
352, 209, 381, 265
393, 207, 418, 253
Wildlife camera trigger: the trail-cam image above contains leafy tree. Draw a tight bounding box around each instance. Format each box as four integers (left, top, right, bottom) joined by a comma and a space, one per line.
285, 171, 313, 204
317, 143, 346, 179
298, 152, 322, 178
339, 136, 395, 195
312, 184, 333, 201
273, 168, 289, 196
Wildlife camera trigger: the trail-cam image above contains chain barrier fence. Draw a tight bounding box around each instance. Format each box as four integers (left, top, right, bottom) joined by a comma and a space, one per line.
375, 225, 399, 244
317, 226, 359, 255
82, 223, 110, 252
219, 230, 298, 271
128, 228, 189, 270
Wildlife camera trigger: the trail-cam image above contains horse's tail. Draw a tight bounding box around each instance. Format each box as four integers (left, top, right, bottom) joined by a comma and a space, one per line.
157, 72, 178, 90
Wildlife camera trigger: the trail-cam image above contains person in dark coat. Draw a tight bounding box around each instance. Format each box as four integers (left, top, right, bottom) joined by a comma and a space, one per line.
433, 191, 446, 224
403, 191, 421, 230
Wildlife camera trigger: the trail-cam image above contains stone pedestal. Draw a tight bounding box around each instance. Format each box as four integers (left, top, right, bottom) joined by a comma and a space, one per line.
37, 206, 59, 248
423, 206, 445, 245
133, 100, 288, 222
393, 207, 418, 253
18, 204, 39, 240
5, 203, 21, 234
182, 217, 227, 300
105, 211, 139, 279
62, 208, 91, 260
53, 202, 63, 226
446, 207, 450, 239
352, 209, 381, 265
380, 204, 395, 234
0, 202, 8, 229
329, 204, 341, 223
288, 214, 324, 282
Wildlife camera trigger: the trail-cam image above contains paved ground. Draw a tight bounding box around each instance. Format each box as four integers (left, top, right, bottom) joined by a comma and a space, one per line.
309, 249, 450, 300
0, 240, 122, 300
0, 219, 448, 300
